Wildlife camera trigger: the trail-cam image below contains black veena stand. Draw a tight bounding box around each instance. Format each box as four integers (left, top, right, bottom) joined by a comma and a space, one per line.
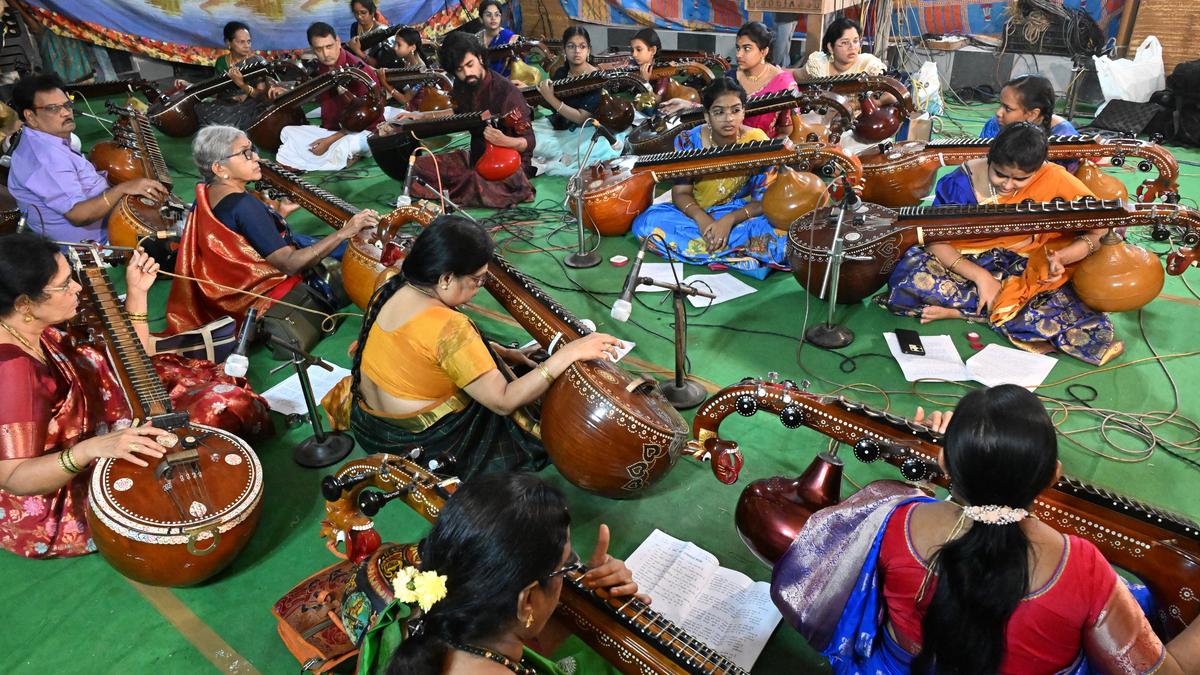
267, 335, 355, 468
639, 277, 715, 409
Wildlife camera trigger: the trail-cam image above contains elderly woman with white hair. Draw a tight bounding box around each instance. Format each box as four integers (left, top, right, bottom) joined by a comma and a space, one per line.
164, 125, 379, 334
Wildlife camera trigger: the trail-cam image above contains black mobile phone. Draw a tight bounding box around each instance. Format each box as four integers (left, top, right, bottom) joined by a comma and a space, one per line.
895, 328, 925, 356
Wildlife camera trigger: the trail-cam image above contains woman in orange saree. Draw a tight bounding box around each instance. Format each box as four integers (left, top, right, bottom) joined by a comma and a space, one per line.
875, 123, 1119, 365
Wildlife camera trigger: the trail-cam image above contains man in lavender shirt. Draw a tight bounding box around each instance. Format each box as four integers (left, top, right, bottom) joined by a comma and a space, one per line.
8, 73, 168, 244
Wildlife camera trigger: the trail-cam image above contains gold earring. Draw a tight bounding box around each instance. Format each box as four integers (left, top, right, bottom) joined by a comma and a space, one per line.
23, 312, 33, 324
524, 614, 534, 629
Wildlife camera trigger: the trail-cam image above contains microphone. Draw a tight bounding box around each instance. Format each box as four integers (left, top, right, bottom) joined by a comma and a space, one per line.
398, 152, 418, 206
588, 118, 621, 151
224, 307, 259, 377
838, 169, 862, 211
610, 235, 651, 322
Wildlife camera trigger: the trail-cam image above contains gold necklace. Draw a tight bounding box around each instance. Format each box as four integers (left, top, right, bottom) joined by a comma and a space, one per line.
0, 321, 46, 364
743, 64, 770, 82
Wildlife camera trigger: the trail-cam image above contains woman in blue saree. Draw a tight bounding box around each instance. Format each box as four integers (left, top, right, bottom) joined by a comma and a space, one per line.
631, 77, 786, 280
475, 0, 518, 77
771, 385, 1200, 674
530, 26, 626, 177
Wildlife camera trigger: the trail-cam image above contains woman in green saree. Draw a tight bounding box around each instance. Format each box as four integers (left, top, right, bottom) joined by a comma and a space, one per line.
385, 472, 648, 674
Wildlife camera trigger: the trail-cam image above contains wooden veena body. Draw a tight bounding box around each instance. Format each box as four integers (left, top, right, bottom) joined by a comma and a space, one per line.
366, 111, 489, 183
689, 376, 1200, 637
563, 50, 730, 75
245, 66, 382, 152
858, 134, 1183, 207
320, 454, 749, 673
483, 255, 689, 498
254, 159, 440, 309
84, 103, 188, 253
485, 37, 551, 69
797, 73, 914, 142
147, 57, 308, 138
63, 77, 167, 108
520, 70, 653, 132
627, 89, 856, 155
786, 199, 1200, 304
355, 23, 405, 53
89, 102, 173, 190
0, 185, 19, 235
69, 248, 263, 587
342, 202, 440, 309
580, 138, 863, 236
106, 193, 188, 254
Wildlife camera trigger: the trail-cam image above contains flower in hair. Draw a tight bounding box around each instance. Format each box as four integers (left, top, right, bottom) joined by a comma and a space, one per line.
393, 566, 448, 612
412, 569, 448, 612
962, 504, 1029, 525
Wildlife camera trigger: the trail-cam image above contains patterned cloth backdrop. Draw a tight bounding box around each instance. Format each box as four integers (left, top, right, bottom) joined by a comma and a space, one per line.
558, 0, 1126, 40
15, 0, 490, 66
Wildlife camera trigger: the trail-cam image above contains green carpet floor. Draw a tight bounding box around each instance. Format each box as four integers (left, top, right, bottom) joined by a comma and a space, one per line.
4, 97, 1199, 673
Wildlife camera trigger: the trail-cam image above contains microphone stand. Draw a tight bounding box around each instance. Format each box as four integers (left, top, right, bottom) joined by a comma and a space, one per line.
804, 180, 857, 349
267, 335, 355, 468
565, 127, 602, 268
639, 277, 715, 409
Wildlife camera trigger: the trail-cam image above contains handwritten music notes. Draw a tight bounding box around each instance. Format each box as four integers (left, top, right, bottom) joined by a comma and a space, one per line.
626, 529, 782, 671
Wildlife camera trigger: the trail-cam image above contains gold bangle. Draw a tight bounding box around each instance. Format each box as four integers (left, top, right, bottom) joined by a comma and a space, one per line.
1077, 235, 1098, 256
65, 446, 82, 473
60, 448, 80, 474
101, 191, 113, 208
536, 363, 555, 384
126, 311, 149, 322
947, 254, 965, 274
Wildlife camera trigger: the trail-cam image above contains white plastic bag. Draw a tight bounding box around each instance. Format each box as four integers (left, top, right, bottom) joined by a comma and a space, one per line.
1094, 36, 1166, 103
911, 61, 944, 116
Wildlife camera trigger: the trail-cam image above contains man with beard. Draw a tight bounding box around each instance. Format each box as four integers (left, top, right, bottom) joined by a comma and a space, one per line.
275, 22, 383, 171
383, 31, 535, 208
7, 74, 169, 244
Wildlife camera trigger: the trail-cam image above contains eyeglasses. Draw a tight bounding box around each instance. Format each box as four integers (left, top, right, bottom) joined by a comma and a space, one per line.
564, 43, 589, 52
709, 106, 744, 118
465, 270, 489, 287
35, 100, 75, 114
223, 145, 259, 162
834, 38, 861, 48
548, 550, 585, 579
43, 278, 74, 294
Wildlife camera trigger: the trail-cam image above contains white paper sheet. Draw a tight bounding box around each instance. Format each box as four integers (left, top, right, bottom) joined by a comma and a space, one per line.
634, 262, 686, 292
883, 333, 969, 382
261, 364, 351, 416
685, 272, 757, 307
966, 344, 1058, 389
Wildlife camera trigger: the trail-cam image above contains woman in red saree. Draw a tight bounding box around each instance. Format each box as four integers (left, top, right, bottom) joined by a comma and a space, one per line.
0, 234, 271, 559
